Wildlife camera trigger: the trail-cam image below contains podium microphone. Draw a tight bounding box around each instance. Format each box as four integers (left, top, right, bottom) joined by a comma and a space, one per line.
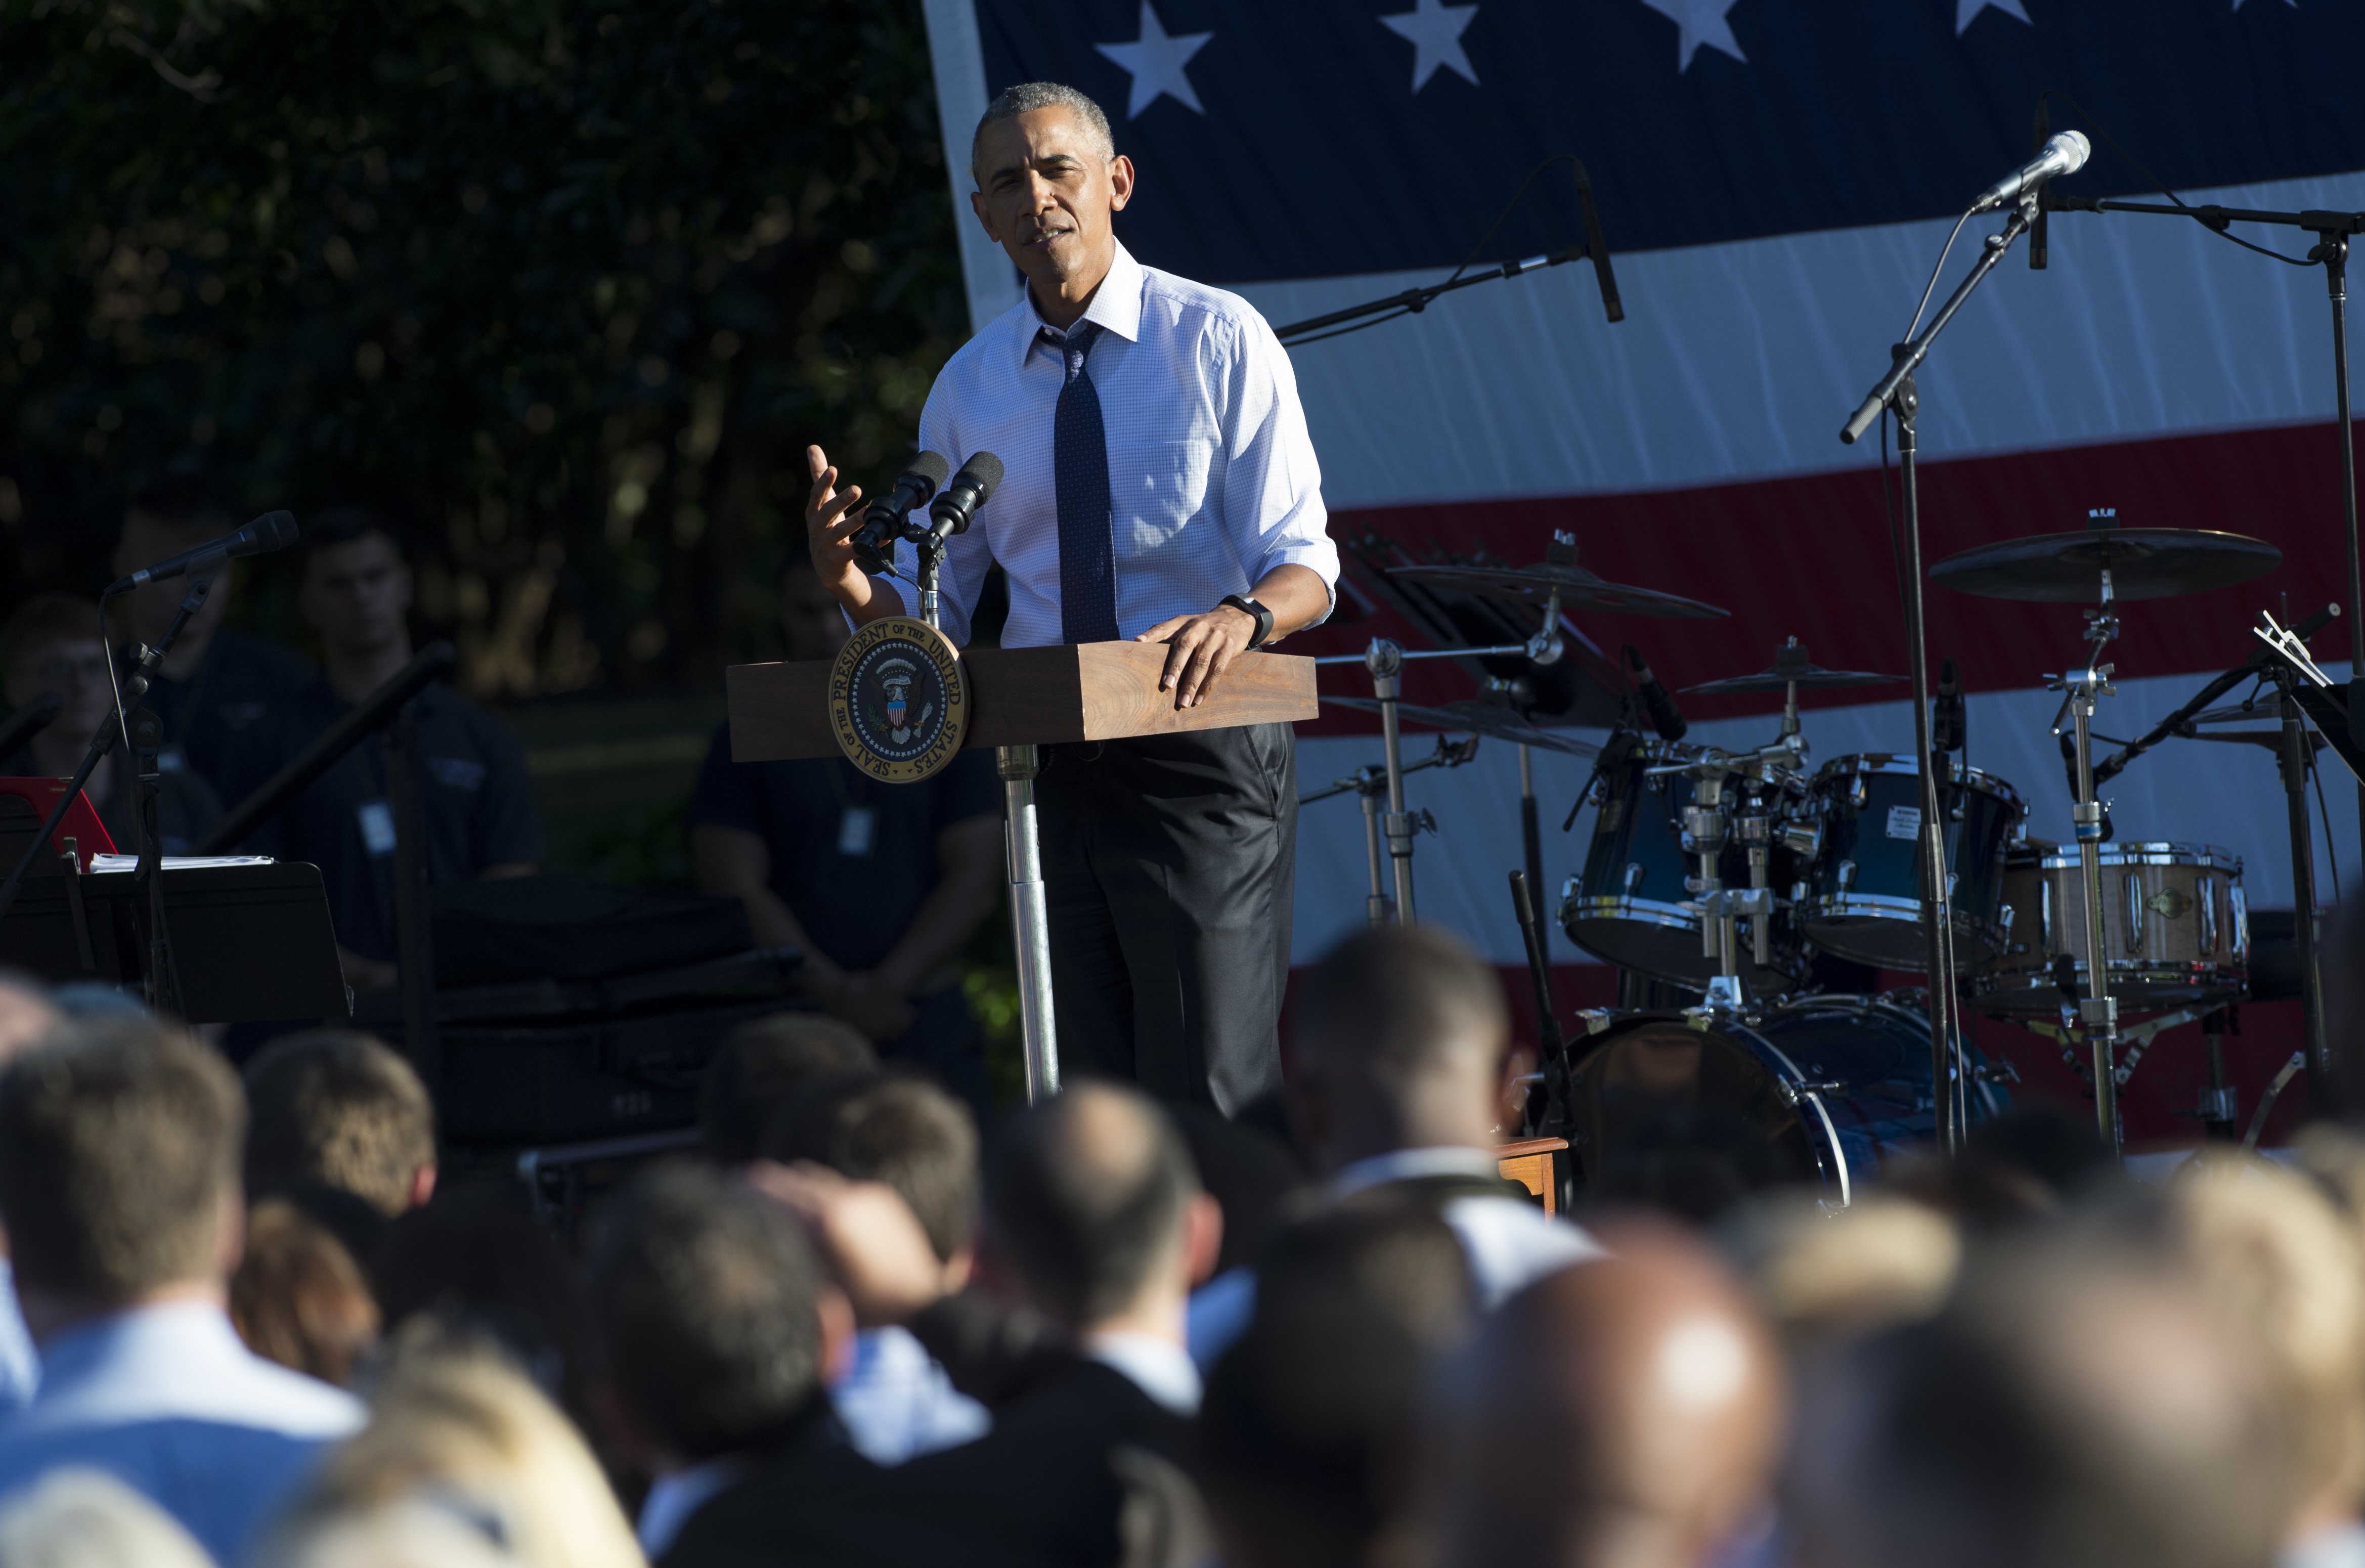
0, 692, 61, 760
107, 510, 297, 593
1624, 644, 1686, 741
850, 451, 950, 575
925, 451, 1004, 546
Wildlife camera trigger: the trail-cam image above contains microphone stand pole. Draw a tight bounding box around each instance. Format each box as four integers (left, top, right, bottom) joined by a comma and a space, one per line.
1841, 197, 2042, 1159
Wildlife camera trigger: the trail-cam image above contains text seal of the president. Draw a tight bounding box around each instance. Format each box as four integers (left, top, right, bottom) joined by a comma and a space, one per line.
828, 617, 970, 783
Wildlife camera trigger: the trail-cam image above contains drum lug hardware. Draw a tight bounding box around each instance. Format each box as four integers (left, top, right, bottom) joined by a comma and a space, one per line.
1835, 858, 1858, 891
1622, 862, 1645, 895
1575, 1008, 1617, 1036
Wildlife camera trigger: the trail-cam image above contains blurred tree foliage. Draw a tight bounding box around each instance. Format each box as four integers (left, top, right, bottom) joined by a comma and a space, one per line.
0, 0, 965, 693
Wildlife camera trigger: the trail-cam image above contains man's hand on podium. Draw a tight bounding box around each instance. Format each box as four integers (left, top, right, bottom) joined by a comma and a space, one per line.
1137, 563, 1329, 708
1137, 603, 1258, 710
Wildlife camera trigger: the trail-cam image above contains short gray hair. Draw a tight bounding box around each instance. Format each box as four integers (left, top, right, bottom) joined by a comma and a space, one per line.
971, 81, 1115, 186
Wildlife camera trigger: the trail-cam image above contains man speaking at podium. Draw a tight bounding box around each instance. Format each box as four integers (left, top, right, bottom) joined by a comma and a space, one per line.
803, 81, 1337, 1115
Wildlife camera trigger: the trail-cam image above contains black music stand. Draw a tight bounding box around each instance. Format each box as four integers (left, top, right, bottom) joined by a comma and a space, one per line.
0, 795, 348, 1023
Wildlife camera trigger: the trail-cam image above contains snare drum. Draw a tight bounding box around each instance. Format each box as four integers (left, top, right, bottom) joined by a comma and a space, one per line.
1798, 755, 2023, 971
1980, 842, 2247, 1015
1561, 993, 2002, 1207
1560, 736, 1809, 996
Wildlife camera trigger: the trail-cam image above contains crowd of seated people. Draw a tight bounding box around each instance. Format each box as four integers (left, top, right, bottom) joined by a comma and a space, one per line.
3, 911, 2365, 1568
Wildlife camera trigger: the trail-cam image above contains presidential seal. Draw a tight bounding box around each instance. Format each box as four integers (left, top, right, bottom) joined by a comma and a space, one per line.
828, 616, 971, 783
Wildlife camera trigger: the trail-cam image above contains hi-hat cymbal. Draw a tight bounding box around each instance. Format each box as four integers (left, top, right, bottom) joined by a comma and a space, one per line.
1682, 637, 1902, 695
1322, 696, 1601, 758
1929, 528, 2282, 602
1388, 561, 1729, 620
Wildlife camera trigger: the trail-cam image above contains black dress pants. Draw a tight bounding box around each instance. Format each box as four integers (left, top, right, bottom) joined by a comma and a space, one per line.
1033, 722, 1295, 1115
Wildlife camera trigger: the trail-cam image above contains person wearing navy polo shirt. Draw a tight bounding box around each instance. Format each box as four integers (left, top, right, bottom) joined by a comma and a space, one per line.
271, 510, 542, 991
690, 551, 1003, 1113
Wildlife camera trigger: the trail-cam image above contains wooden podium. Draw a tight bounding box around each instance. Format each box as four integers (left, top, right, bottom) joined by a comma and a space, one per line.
726, 637, 1318, 1098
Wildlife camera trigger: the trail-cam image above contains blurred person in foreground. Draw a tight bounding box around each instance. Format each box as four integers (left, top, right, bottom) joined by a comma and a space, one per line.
1433, 1226, 1785, 1568
0, 1466, 214, 1568
0, 972, 61, 1414
0, 1016, 362, 1561
229, 1197, 382, 1389
690, 548, 1002, 1112
1786, 1213, 2299, 1568
698, 1011, 877, 1165
763, 1073, 989, 1464
2156, 1158, 2365, 1568
1194, 924, 1602, 1364
586, 1162, 883, 1565
111, 477, 322, 816
2, 591, 223, 852
244, 1029, 439, 1219
1196, 1201, 1473, 1568
1718, 1191, 1961, 1351
272, 508, 541, 992
371, 1179, 598, 1434
256, 1320, 643, 1568
729, 1081, 1222, 1567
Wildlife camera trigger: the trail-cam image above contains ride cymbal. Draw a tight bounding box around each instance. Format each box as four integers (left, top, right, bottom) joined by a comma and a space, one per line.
1929, 528, 2281, 602
1388, 561, 1729, 620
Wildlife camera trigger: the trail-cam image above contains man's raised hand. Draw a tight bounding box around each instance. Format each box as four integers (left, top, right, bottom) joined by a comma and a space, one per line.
804, 444, 869, 598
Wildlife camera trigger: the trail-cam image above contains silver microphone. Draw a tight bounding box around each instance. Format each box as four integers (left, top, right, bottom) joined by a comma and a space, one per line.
1968, 130, 2090, 215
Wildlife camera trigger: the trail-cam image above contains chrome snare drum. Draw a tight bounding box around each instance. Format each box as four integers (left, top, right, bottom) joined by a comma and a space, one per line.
1561, 993, 2003, 1207
1560, 737, 1809, 996
1798, 755, 2023, 971
1981, 842, 2247, 1015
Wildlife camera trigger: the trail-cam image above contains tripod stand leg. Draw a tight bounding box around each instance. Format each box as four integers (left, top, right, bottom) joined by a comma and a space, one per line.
999, 745, 1060, 1104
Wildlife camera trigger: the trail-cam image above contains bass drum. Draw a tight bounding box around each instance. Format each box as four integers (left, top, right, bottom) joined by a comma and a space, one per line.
1560, 734, 1810, 997
1561, 994, 2002, 1207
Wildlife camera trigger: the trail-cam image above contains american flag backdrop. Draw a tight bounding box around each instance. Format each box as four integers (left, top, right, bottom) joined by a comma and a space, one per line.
917, 0, 2364, 1140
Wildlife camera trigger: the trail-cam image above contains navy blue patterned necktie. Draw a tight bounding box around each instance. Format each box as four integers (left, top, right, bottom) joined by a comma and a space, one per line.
1049, 322, 1119, 644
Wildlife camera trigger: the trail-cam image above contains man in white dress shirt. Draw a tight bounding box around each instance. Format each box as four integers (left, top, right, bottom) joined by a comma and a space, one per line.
805, 81, 1339, 1114
0, 1017, 363, 1564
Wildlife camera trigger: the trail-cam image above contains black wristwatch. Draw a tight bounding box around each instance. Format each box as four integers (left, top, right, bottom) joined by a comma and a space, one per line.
1221, 593, 1275, 650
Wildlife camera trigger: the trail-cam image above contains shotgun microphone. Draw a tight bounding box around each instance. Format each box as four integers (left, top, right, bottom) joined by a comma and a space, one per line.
1625, 645, 1686, 742
1572, 160, 1624, 324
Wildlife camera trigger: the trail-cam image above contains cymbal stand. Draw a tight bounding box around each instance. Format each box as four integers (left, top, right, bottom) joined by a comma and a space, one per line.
1315, 593, 1564, 925
1301, 736, 1481, 927
2046, 577, 2122, 1152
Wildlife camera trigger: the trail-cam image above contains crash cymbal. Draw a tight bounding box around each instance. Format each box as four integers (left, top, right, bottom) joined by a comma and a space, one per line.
1322, 696, 1601, 758
1684, 646, 1901, 695
1929, 527, 2282, 603
1388, 561, 1729, 620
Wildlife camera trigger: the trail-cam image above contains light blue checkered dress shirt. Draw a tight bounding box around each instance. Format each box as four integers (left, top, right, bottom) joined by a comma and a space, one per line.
900, 242, 1338, 649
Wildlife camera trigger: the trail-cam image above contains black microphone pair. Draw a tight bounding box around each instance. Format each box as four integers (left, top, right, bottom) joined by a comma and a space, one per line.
849, 451, 1004, 576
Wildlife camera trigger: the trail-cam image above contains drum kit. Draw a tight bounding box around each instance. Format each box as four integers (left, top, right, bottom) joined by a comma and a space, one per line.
1310, 508, 2350, 1198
